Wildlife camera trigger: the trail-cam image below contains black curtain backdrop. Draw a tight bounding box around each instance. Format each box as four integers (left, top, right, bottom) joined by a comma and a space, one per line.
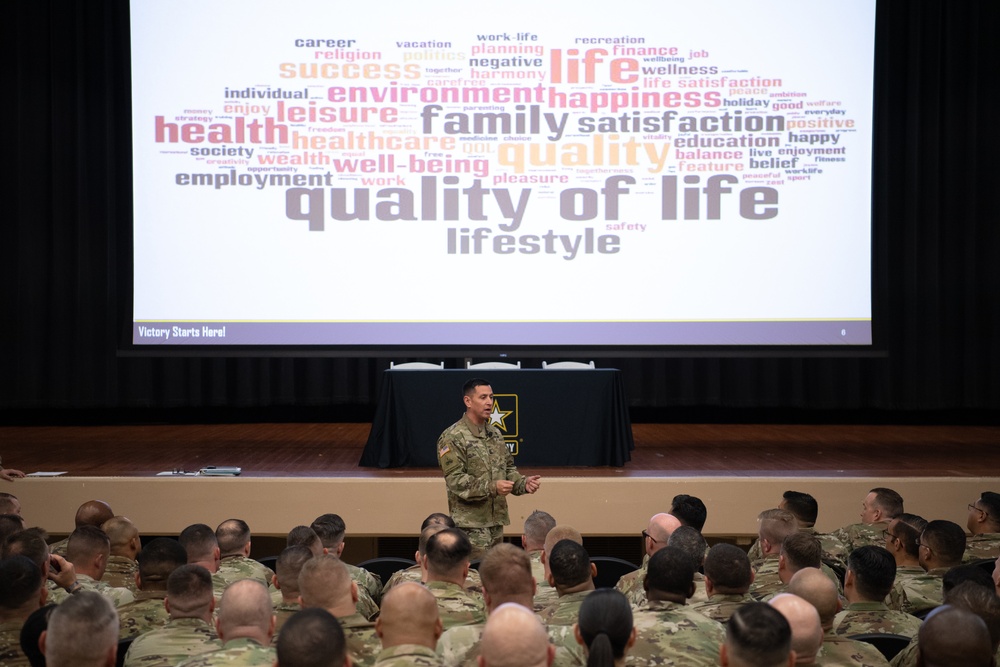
3, 1, 998, 417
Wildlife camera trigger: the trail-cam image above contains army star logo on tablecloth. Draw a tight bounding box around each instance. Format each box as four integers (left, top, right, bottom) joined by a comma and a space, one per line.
489, 394, 520, 455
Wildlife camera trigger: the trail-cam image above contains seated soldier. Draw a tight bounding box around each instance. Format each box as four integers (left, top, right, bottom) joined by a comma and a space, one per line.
831, 546, 922, 638
65, 526, 135, 608
298, 555, 380, 667
100, 516, 141, 594
747, 491, 847, 570
213, 519, 275, 589
720, 603, 795, 667
691, 543, 755, 623
831, 488, 904, 553
883, 513, 928, 610
422, 528, 486, 630
901, 520, 967, 615
522, 510, 556, 586
965, 492, 1000, 563
311, 513, 382, 604
118, 538, 189, 639
537, 540, 595, 627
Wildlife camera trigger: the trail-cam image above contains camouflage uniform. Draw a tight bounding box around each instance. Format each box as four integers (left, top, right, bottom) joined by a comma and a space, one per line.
383, 565, 483, 596
630, 600, 727, 667
356, 586, 381, 621
548, 624, 585, 667
831, 601, 922, 638
374, 644, 444, 667
103, 555, 140, 594
76, 573, 135, 608
45, 581, 69, 605
437, 415, 527, 556
528, 550, 546, 586
424, 581, 486, 630
339, 612, 382, 667
175, 637, 275, 667
884, 637, 1000, 667
690, 574, 708, 604
533, 583, 559, 613
749, 556, 785, 601
269, 601, 300, 646
817, 632, 891, 666
437, 623, 485, 667
48, 537, 69, 557
895, 567, 945, 615
0, 619, 30, 667
119, 590, 170, 639
830, 522, 890, 553
614, 561, 647, 608
213, 556, 275, 591
748, 529, 849, 570
537, 590, 592, 627
123, 617, 221, 667
690, 592, 754, 623
348, 563, 384, 604
964, 533, 1000, 562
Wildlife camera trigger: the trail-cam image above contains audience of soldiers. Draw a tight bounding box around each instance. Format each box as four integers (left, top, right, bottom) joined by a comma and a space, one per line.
2, 488, 1000, 667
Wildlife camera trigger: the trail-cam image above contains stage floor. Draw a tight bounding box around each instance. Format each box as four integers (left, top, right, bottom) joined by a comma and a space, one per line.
2, 422, 998, 478
4, 422, 999, 540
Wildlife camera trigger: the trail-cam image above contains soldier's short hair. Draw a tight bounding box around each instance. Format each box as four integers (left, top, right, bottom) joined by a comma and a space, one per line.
943, 565, 995, 598
542, 525, 583, 554
418, 524, 449, 557
922, 520, 967, 565
577, 590, 633, 663
101, 516, 138, 551
977, 493, 1000, 530
667, 526, 708, 570
548, 539, 591, 589
179, 523, 219, 562
704, 543, 753, 593
217, 579, 272, 637
725, 602, 793, 667
215, 519, 252, 556
0, 514, 25, 542
670, 494, 708, 532
523, 510, 556, 547
0, 492, 19, 515
918, 606, 993, 667
298, 555, 351, 609
3, 528, 49, 569
848, 546, 896, 601
136, 538, 188, 584
645, 546, 695, 597
479, 543, 533, 602
781, 491, 819, 525
276, 607, 346, 667
758, 509, 797, 547
893, 513, 928, 558
287, 525, 322, 553
869, 487, 904, 519
166, 564, 214, 616
0, 555, 43, 611
425, 528, 472, 577
780, 532, 822, 572
67, 525, 110, 563
945, 581, 1000, 651
420, 513, 455, 530
462, 378, 491, 396
310, 514, 347, 550
44, 591, 119, 667
276, 545, 315, 595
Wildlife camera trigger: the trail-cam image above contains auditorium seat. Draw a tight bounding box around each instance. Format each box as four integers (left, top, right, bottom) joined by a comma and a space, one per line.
541, 360, 596, 369
356, 556, 417, 584
590, 556, 638, 589
848, 633, 911, 661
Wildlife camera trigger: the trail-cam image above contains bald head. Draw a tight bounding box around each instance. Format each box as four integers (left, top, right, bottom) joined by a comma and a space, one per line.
376, 582, 441, 649
543, 525, 583, 554
918, 606, 994, 667
644, 513, 681, 556
787, 568, 840, 629
217, 579, 274, 643
75, 501, 114, 529
479, 603, 553, 667
769, 594, 823, 664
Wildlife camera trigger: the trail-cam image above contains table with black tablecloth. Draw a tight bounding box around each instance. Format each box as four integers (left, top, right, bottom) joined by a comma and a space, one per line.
360, 369, 634, 468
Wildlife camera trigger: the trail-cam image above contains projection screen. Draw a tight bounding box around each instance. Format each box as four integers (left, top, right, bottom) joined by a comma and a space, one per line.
130, 0, 875, 347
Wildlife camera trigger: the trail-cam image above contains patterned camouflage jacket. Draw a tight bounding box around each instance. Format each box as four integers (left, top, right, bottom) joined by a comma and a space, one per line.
339, 612, 382, 667
119, 590, 170, 639
749, 555, 784, 601
690, 592, 754, 623
529, 550, 546, 585
383, 566, 483, 597
348, 562, 384, 604
175, 637, 275, 667
748, 528, 849, 570
123, 617, 221, 667
374, 644, 444, 667
964, 533, 1000, 563
214, 556, 275, 591
895, 567, 945, 615
0, 618, 30, 667
818, 632, 891, 666
77, 573, 136, 608
883, 637, 1000, 667
103, 555, 140, 593
830, 522, 890, 554
437, 623, 485, 667
270, 601, 301, 645
437, 415, 526, 529
537, 589, 592, 627
425, 581, 486, 630
630, 600, 727, 667
614, 559, 647, 607
831, 601, 922, 638
533, 583, 559, 613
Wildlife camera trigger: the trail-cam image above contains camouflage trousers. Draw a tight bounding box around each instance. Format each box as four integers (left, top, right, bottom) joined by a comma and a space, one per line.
461, 525, 504, 560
